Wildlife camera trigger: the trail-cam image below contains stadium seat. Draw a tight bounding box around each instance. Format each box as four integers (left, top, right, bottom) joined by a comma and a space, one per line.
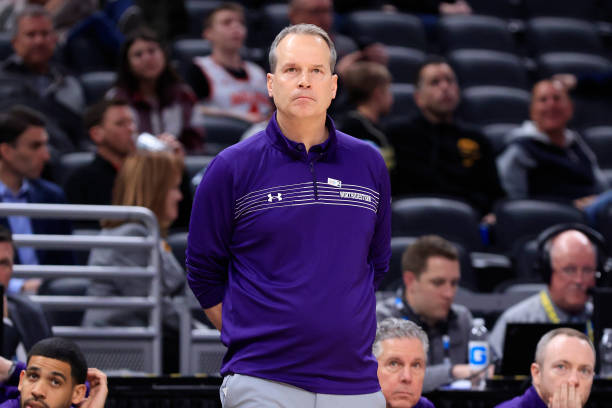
185, 0, 221, 38
466, 0, 522, 19
200, 115, 251, 155
57, 151, 95, 186
522, 0, 598, 20
582, 126, 612, 169
167, 231, 188, 270
481, 123, 521, 154
380, 236, 416, 291
184, 155, 216, 180
172, 38, 212, 79
0, 32, 12, 60
437, 15, 516, 54
380, 83, 418, 129
386, 46, 425, 84
459, 86, 530, 126
251, 3, 290, 51
391, 197, 483, 252
79, 71, 117, 105
493, 199, 586, 254
596, 202, 612, 253
346, 11, 426, 50
536, 52, 612, 79
571, 96, 612, 129
448, 49, 529, 89
526, 17, 604, 56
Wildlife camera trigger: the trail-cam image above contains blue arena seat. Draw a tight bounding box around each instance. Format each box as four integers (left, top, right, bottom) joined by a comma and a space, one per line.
386, 46, 425, 84
79, 71, 117, 105
449, 49, 529, 89
459, 86, 530, 126
536, 52, 612, 79
526, 17, 604, 56
346, 11, 426, 50
391, 197, 483, 252
438, 15, 516, 54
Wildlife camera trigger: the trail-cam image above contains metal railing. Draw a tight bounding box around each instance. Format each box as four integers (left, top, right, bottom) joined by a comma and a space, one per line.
0, 203, 163, 374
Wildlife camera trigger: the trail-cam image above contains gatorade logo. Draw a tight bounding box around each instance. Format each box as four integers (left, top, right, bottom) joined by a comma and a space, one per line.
470, 346, 488, 365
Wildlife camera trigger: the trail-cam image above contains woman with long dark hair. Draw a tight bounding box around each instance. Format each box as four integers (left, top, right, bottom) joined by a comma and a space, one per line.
107, 27, 204, 152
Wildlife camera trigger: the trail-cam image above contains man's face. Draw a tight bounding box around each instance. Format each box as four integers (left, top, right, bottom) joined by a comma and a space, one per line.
0, 241, 14, 289
204, 9, 246, 52
404, 256, 460, 324
531, 335, 595, 407
1, 126, 50, 180
414, 63, 460, 121
12, 15, 56, 69
95, 106, 137, 158
267, 33, 337, 121
18, 356, 86, 408
289, 0, 334, 34
377, 337, 426, 408
548, 234, 596, 313
530, 81, 573, 137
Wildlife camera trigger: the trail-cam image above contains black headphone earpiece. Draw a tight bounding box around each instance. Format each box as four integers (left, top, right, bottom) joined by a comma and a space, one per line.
533, 223, 610, 285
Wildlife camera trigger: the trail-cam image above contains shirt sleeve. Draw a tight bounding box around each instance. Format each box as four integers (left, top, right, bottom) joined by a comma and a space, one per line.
369, 156, 392, 290
496, 144, 534, 199
185, 155, 234, 309
423, 362, 453, 392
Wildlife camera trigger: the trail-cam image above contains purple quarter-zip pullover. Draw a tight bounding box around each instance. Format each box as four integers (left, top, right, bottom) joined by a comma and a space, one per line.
186, 113, 391, 394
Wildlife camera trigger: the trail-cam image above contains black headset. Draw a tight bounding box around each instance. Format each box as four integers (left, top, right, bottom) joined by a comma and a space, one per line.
534, 223, 611, 286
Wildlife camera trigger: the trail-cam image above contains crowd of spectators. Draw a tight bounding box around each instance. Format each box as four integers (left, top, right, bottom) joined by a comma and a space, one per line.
0, 0, 611, 406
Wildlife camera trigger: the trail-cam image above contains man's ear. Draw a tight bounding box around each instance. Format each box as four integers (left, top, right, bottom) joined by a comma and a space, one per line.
413, 90, 423, 110
331, 73, 338, 99
202, 27, 211, 42
267, 73, 274, 98
403, 270, 417, 291
17, 369, 25, 392
71, 383, 87, 405
0, 142, 13, 161
89, 125, 104, 145
531, 362, 541, 387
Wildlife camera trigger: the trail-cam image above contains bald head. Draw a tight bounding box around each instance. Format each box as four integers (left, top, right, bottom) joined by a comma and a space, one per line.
548, 230, 597, 312
549, 230, 595, 264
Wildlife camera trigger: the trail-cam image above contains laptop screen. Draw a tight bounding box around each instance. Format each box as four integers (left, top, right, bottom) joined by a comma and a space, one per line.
500, 322, 586, 376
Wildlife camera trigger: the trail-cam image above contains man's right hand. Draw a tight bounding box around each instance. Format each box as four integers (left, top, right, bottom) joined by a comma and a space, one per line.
78, 368, 108, 408
549, 382, 582, 408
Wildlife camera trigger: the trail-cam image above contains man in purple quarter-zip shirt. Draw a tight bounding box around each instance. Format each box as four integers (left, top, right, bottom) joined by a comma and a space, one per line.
495, 328, 595, 408
186, 23, 391, 408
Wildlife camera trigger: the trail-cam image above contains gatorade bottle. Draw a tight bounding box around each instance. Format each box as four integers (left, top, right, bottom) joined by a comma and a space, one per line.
468, 317, 489, 390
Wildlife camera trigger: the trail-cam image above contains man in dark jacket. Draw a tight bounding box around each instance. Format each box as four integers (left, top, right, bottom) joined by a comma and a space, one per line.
389, 56, 504, 215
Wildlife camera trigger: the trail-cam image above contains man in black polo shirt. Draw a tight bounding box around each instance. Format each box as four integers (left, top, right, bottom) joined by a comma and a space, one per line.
389, 56, 504, 215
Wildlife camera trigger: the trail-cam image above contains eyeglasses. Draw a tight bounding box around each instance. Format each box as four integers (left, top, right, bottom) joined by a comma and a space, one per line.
558, 266, 597, 278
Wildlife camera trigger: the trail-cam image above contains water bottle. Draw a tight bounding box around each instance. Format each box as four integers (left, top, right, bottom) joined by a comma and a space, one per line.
136, 133, 170, 152
468, 318, 489, 390
599, 328, 612, 377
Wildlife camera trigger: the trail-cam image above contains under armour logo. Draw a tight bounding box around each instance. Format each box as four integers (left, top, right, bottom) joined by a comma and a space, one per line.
268, 193, 282, 202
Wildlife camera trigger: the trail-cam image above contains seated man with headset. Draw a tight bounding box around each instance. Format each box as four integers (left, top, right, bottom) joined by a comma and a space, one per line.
489, 224, 608, 358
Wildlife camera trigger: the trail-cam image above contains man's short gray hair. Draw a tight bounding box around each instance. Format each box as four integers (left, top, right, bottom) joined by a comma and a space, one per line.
534, 327, 595, 365
11, 5, 52, 39
373, 318, 429, 360
268, 24, 337, 73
